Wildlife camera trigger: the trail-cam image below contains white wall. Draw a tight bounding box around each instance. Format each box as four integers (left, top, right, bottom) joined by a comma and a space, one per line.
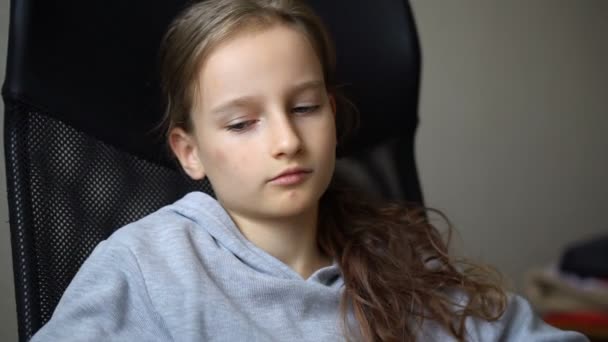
411, 0, 608, 290
1, 0, 607, 340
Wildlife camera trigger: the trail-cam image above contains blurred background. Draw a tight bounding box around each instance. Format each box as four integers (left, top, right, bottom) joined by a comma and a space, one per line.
412, 0, 608, 289
1, 0, 607, 340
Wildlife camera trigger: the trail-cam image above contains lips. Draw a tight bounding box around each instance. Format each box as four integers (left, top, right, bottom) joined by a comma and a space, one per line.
269, 167, 313, 185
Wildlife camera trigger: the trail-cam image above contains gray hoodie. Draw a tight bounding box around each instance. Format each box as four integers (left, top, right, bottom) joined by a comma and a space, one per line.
31, 192, 588, 341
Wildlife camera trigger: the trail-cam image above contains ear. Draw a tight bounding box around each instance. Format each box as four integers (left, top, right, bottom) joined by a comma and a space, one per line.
168, 127, 206, 180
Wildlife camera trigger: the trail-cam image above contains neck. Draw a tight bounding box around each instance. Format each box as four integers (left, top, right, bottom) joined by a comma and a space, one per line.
226, 204, 332, 279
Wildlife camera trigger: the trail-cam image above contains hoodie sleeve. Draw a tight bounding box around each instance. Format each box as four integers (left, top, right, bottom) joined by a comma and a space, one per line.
468, 294, 589, 342
30, 240, 173, 342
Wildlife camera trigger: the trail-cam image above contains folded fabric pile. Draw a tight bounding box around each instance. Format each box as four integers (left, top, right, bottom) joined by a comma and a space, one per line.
525, 235, 608, 340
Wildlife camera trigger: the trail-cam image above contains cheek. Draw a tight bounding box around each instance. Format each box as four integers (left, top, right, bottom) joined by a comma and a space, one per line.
303, 117, 336, 167
317, 115, 337, 148
209, 148, 238, 172
209, 146, 254, 177
212, 148, 226, 163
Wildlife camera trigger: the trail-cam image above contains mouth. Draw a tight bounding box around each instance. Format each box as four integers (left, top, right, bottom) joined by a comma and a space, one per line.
269, 167, 313, 186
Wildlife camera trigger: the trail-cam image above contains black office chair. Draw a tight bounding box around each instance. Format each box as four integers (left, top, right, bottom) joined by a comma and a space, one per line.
2, 1, 424, 340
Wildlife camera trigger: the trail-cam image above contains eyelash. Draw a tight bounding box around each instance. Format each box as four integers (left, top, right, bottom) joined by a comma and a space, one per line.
225, 105, 321, 133
292, 105, 320, 114
226, 120, 257, 132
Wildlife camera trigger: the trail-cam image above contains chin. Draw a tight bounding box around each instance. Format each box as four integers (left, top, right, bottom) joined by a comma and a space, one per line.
272, 191, 320, 217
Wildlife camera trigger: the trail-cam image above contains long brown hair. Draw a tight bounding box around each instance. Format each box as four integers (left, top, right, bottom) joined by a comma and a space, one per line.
159, 0, 507, 341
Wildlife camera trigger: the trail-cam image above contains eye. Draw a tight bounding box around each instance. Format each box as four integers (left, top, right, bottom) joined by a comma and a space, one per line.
226, 120, 257, 132
292, 105, 320, 115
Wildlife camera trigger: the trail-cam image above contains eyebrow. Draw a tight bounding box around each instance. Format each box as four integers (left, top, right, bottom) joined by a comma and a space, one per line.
209, 80, 325, 116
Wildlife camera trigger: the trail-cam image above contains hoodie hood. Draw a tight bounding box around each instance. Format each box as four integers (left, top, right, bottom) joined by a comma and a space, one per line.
171, 191, 342, 286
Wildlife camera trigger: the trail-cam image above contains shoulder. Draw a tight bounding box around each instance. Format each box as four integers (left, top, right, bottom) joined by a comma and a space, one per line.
59, 191, 225, 300
418, 291, 588, 341
79, 191, 229, 274
465, 293, 589, 341
104, 191, 219, 252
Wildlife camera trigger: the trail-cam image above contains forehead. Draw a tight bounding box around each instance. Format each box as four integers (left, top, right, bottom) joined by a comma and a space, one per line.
194, 25, 324, 110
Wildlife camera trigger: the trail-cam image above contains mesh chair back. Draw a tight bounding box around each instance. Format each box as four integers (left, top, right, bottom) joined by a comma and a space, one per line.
4, 99, 212, 340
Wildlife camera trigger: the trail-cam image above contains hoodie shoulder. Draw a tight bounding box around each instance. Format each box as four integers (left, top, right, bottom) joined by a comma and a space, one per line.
105, 191, 219, 251
466, 294, 589, 341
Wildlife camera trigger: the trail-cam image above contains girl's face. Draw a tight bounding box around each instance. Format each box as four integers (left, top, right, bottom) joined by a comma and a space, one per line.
171, 25, 337, 221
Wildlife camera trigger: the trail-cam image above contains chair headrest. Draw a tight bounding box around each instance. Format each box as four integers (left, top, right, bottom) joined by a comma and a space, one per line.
3, 0, 420, 166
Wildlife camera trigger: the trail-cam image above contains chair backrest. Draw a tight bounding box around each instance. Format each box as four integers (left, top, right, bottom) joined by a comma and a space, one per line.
2, 0, 423, 340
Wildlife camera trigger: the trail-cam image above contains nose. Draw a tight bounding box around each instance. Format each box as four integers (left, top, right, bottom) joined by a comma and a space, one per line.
269, 112, 302, 159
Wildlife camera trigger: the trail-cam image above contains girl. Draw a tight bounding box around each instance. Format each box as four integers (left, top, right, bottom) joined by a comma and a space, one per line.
32, 0, 588, 341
